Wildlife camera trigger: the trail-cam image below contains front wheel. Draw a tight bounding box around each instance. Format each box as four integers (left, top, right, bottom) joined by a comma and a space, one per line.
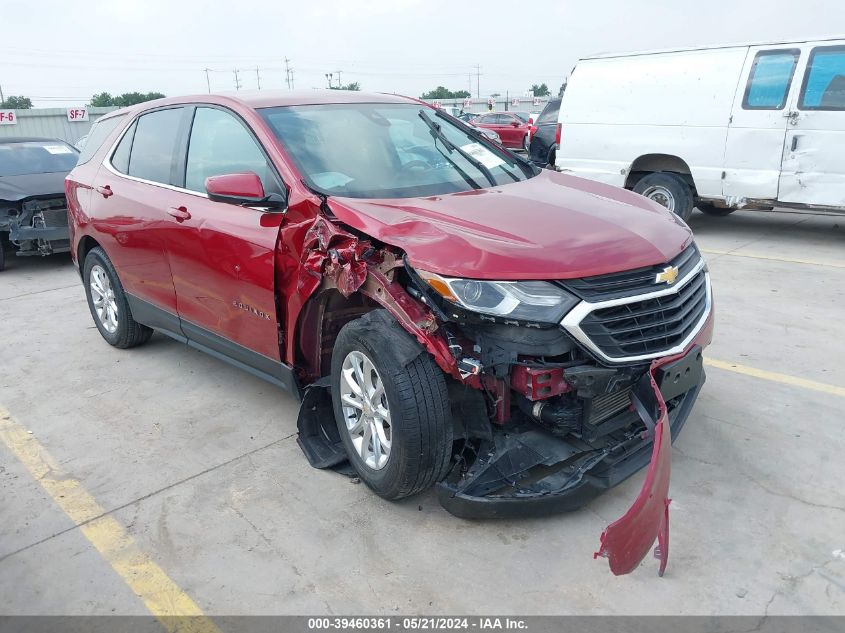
83, 247, 153, 348
331, 310, 453, 500
633, 172, 694, 222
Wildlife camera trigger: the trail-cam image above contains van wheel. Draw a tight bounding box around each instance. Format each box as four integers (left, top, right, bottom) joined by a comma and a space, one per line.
83, 247, 153, 348
331, 311, 453, 500
546, 149, 556, 170
634, 173, 694, 221
697, 203, 735, 217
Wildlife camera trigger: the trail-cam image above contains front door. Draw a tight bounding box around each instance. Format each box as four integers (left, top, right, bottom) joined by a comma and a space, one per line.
778, 43, 845, 209
164, 105, 288, 379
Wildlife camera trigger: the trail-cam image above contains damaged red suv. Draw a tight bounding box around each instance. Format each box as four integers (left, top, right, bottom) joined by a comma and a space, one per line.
66, 91, 713, 576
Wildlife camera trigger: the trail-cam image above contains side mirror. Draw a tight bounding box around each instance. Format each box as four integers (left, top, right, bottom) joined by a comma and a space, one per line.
510, 120, 520, 127
205, 172, 285, 209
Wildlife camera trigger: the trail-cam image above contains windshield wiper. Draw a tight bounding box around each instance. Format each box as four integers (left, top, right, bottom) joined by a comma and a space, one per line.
418, 110, 497, 187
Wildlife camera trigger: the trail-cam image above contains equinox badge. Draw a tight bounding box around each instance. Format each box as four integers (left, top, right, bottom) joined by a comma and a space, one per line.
655, 265, 680, 285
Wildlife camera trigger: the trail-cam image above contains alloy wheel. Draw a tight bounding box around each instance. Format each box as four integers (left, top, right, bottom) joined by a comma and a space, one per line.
339, 350, 392, 470
89, 264, 119, 333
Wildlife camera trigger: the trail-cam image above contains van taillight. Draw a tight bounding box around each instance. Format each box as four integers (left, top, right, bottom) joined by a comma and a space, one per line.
555, 123, 562, 145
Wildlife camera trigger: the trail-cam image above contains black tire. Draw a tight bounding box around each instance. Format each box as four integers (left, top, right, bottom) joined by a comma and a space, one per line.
546, 148, 556, 170
522, 134, 530, 152
0, 236, 5, 272
331, 310, 453, 500
83, 247, 153, 349
697, 203, 735, 217
633, 172, 694, 222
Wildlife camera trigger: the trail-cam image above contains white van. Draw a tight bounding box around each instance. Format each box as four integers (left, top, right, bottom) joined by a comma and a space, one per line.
556, 37, 845, 220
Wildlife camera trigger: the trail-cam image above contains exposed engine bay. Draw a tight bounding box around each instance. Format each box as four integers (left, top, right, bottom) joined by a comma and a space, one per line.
1, 196, 71, 257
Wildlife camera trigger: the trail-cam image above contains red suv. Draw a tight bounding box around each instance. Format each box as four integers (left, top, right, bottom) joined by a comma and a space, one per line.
472, 111, 532, 151
66, 91, 713, 576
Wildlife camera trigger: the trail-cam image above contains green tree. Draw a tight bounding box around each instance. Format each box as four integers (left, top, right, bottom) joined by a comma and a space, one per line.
0, 95, 33, 109
330, 82, 361, 91
89, 92, 114, 107
88, 91, 166, 107
420, 86, 471, 100
558, 81, 567, 97
530, 83, 550, 97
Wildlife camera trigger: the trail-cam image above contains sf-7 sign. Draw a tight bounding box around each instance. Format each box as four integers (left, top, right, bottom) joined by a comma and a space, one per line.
0, 110, 16, 125
67, 108, 89, 122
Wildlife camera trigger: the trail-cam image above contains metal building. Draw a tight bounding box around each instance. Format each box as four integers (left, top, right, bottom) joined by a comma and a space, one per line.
0, 107, 119, 145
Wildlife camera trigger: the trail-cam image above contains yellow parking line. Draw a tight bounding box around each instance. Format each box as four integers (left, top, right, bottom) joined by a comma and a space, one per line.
701, 249, 845, 269
705, 358, 845, 398
0, 407, 221, 633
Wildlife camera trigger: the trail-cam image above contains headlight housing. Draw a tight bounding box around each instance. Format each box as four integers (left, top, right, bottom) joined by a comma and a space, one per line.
417, 270, 579, 324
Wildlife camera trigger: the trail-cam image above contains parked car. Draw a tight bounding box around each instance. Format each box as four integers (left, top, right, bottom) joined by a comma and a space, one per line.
66, 91, 714, 575
527, 97, 562, 167
0, 137, 80, 270
457, 111, 479, 122
557, 36, 845, 220
470, 122, 501, 144
472, 111, 532, 150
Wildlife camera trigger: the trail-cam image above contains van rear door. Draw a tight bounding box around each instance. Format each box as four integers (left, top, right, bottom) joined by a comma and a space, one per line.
778, 43, 845, 210
723, 45, 801, 203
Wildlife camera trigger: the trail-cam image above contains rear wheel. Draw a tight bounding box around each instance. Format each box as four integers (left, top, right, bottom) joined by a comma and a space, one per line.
697, 203, 735, 217
83, 247, 153, 348
633, 172, 694, 221
331, 310, 453, 500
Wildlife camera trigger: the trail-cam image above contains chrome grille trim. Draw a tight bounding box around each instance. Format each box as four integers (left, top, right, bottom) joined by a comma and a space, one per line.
560, 258, 712, 364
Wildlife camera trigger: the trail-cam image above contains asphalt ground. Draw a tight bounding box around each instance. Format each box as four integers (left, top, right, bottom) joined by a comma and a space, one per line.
1, 208, 843, 620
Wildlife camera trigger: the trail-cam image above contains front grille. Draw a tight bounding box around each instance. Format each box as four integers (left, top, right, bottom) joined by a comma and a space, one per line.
578, 269, 708, 358
563, 244, 700, 301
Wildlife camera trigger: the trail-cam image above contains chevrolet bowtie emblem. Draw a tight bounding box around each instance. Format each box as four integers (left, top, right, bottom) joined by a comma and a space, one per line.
655, 265, 680, 285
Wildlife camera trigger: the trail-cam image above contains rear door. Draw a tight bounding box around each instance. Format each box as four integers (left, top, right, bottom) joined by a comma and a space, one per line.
163, 105, 288, 379
91, 107, 186, 326
778, 43, 845, 209
723, 45, 800, 201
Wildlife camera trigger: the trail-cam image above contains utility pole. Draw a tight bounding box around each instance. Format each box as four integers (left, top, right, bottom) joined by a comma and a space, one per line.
284, 58, 292, 89
204, 69, 211, 93
290, 68, 295, 89
233, 69, 242, 91
475, 64, 481, 99
255, 67, 261, 90
0, 83, 5, 106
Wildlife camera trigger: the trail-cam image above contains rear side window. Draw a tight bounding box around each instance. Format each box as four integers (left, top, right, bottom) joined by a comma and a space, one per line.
184, 107, 276, 193
76, 114, 126, 165
110, 121, 136, 174
127, 107, 184, 184
537, 99, 561, 124
743, 49, 799, 110
799, 46, 845, 110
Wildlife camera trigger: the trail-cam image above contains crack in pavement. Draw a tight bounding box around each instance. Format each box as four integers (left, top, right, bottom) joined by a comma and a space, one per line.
746, 474, 845, 513
0, 283, 81, 302
0, 431, 298, 564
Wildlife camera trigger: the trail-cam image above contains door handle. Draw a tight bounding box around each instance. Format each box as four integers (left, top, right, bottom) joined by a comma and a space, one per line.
791, 135, 799, 152
167, 206, 191, 222
95, 185, 113, 198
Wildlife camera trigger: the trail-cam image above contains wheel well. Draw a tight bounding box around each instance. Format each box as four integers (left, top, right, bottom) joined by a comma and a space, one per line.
625, 154, 696, 194
76, 235, 101, 270
296, 289, 379, 381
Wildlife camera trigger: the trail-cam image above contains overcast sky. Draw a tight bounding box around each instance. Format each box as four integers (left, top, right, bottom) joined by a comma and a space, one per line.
2, 0, 842, 107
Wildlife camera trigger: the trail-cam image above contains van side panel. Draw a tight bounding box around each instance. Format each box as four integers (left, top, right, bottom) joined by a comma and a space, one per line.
558, 48, 748, 197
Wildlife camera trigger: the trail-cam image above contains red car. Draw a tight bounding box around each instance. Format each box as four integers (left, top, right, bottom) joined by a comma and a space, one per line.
66, 91, 713, 576
472, 111, 532, 151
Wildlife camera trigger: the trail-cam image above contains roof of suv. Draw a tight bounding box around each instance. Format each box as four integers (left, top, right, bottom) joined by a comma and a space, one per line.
108, 90, 417, 117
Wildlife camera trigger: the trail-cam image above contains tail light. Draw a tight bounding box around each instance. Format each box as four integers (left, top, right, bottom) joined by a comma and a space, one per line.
529, 125, 538, 139
555, 123, 562, 146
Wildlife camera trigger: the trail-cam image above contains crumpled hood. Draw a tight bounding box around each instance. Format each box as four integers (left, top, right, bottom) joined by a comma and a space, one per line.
0, 172, 68, 204
327, 170, 693, 280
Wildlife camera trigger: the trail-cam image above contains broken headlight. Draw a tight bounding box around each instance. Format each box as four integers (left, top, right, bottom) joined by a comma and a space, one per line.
417, 270, 579, 324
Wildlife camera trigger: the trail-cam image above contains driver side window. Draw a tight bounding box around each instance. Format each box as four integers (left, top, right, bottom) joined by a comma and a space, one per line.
185, 107, 278, 194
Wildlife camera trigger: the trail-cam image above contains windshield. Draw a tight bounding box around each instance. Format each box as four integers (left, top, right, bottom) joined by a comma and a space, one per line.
260, 103, 534, 198
0, 141, 79, 177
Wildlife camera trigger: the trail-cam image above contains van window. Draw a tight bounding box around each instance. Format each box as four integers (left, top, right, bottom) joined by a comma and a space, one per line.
184, 107, 276, 193
742, 50, 799, 110
537, 99, 561, 124
76, 114, 126, 166
127, 107, 184, 184
799, 46, 845, 110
